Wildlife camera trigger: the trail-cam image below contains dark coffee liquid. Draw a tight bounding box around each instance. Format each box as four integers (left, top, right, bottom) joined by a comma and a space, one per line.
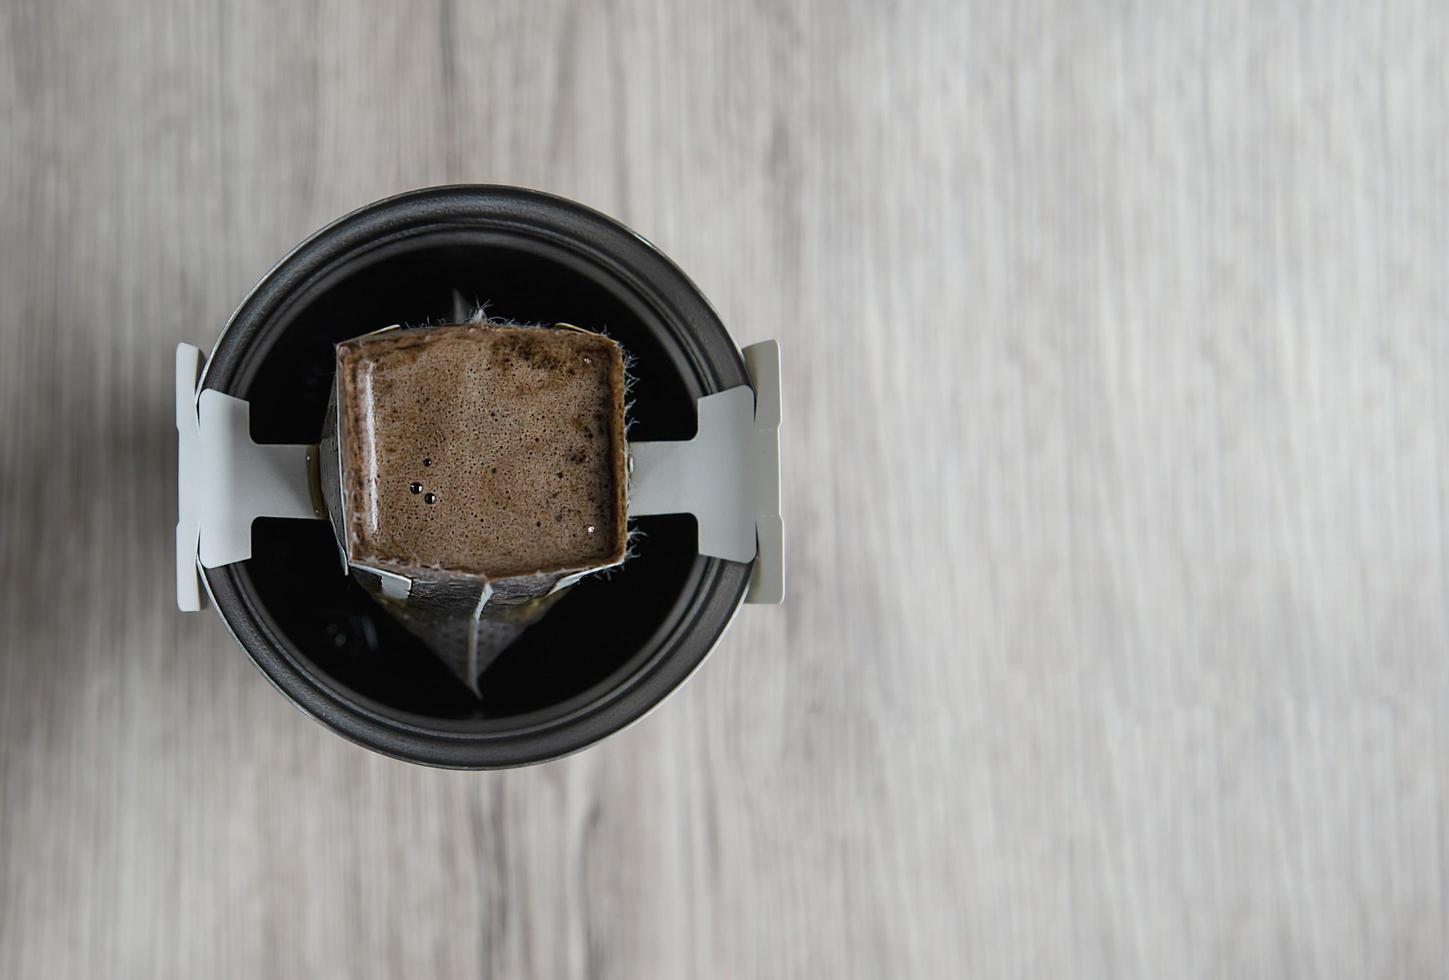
335, 323, 628, 578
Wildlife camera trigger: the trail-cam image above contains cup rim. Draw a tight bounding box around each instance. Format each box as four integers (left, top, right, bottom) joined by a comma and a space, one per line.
197, 184, 752, 768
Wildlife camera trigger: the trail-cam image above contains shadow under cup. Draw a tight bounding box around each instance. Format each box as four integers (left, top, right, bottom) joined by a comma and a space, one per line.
199, 186, 752, 768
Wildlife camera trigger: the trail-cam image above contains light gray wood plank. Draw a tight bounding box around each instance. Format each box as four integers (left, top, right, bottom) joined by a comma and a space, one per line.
3, 0, 1448, 976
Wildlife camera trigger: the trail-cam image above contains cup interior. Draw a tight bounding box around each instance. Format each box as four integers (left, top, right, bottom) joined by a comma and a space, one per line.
225, 230, 724, 725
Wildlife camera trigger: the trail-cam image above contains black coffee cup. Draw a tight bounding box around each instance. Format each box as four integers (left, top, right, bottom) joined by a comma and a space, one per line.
195, 186, 754, 768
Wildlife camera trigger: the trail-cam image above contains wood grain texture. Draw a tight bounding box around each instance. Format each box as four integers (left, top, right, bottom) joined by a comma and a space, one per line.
3, 0, 1448, 976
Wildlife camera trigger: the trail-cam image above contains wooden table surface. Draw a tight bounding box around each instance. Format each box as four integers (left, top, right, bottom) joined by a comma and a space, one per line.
3, 1, 1447, 976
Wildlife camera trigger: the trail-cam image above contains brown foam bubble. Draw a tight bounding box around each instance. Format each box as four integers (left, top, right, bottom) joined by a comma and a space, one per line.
335, 323, 628, 579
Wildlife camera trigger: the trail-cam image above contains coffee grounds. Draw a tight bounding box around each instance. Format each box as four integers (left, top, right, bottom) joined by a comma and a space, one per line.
335, 323, 628, 579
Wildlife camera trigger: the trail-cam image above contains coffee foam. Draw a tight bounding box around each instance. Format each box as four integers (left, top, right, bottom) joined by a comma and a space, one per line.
336, 323, 628, 579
